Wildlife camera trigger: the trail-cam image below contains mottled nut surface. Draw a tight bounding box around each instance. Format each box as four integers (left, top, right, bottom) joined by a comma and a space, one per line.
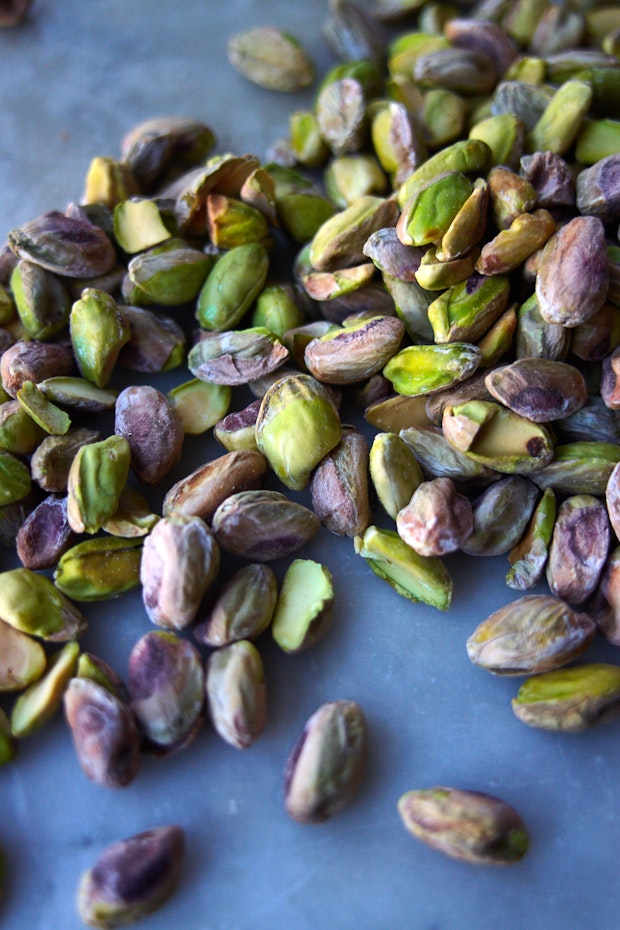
212, 490, 320, 561
193, 563, 277, 647
396, 477, 473, 557
485, 359, 588, 422
115, 385, 184, 485
512, 664, 620, 732
546, 494, 610, 605
162, 449, 268, 523
206, 640, 266, 749
310, 425, 372, 537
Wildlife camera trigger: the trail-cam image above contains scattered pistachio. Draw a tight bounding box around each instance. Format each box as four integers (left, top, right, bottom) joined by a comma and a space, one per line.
206, 640, 266, 749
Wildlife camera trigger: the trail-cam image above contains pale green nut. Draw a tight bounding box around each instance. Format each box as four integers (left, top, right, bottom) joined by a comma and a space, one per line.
324, 154, 388, 208
66, 434, 131, 534
507, 487, 557, 591
70, 288, 131, 388
206, 195, 269, 250
369, 432, 424, 520
16, 380, 71, 435
575, 119, 620, 165
11, 641, 80, 739
289, 110, 330, 168
428, 273, 510, 344
113, 198, 172, 254
10, 259, 71, 340
251, 284, 305, 338
383, 343, 482, 397
397, 172, 472, 247
354, 525, 452, 610
54, 537, 143, 601
196, 242, 269, 331
387, 31, 450, 79
414, 246, 478, 291
0, 403, 45, 456
437, 180, 488, 262
0, 568, 87, 641
526, 79, 592, 155
272, 559, 334, 654
256, 374, 341, 491
469, 113, 524, 169
267, 163, 337, 242
513, 663, 620, 732
418, 88, 467, 150
0, 450, 31, 506
167, 379, 231, 435
124, 239, 213, 306
227, 26, 314, 92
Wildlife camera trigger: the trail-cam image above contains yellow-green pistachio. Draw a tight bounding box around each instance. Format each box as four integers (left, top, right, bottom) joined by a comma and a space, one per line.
443, 399, 555, 474
467, 593, 596, 675
381, 273, 435, 342
2, 339, 75, 399
267, 163, 337, 243
576, 154, 620, 223
515, 293, 570, 361
324, 153, 389, 207
414, 245, 479, 290
398, 787, 528, 865
289, 110, 330, 168
75, 650, 128, 701
30, 427, 99, 493
16, 380, 71, 435
486, 166, 537, 230
128, 631, 204, 754
575, 119, 620, 165
315, 76, 368, 156
469, 113, 524, 169
212, 489, 321, 561
309, 196, 399, 272
284, 700, 367, 824
11, 640, 80, 739
227, 26, 314, 92
369, 100, 427, 187
475, 209, 555, 276
369, 431, 425, 520
162, 449, 268, 523
571, 303, 620, 362
188, 327, 289, 387
396, 477, 473, 557
424, 369, 493, 426
546, 494, 610, 605
536, 216, 610, 327
317, 57, 384, 100
114, 385, 183, 485
485, 358, 588, 422
384, 343, 482, 397
354, 525, 452, 610
120, 116, 216, 192
0, 567, 87, 641
512, 663, 620, 732
0, 450, 30, 506
54, 536, 143, 602
503, 0, 552, 45
77, 825, 185, 929
305, 315, 404, 385
67, 435, 131, 534
69, 288, 131, 388
101, 485, 159, 538
400, 424, 493, 481
167, 379, 231, 436
82, 156, 139, 207
526, 79, 593, 155
506, 487, 556, 591
206, 195, 269, 250
124, 239, 213, 306
7, 211, 117, 278
0, 617, 46, 691
17, 495, 76, 569
533, 441, 620, 496
213, 398, 261, 452
256, 373, 341, 490
0, 400, 46, 455
112, 198, 171, 254
193, 563, 278, 648
461, 475, 540, 557
364, 392, 431, 432
39, 376, 117, 412
300, 260, 376, 303
436, 180, 488, 262
477, 305, 517, 367
64, 676, 141, 787
418, 88, 468, 150
10, 259, 71, 340
310, 425, 372, 537
140, 514, 219, 631
252, 284, 305, 339
205, 640, 266, 749
428, 273, 511, 344
397, 138, 490, 208
397, 171, 472, 248
387, 31, 450, 77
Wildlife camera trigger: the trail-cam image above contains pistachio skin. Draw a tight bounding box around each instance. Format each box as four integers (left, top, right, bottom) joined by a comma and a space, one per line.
512, 664, 620, 732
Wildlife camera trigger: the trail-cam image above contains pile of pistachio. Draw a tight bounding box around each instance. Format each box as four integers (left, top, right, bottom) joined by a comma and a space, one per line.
2, 0, 620, 921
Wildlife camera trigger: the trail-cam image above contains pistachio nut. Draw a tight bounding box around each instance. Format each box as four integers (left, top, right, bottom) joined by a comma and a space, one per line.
76, 825, 185, 928
527, 79, 592, 155
475, 209, 555, 276
193, 563, 277, 647
304, 316, 404, 385
77, 652, 129, 703
468, 113, 524, 170
461, 476, 539, 558
54, 537, 143, 602
124, 239, 212, 306
227, 27, 314, 92
0, 618, 46, 692
546, 495, 610, 605
117, 304, 186, 374
16, 494, 76, 570
315, 76, 367, 157
506, 487, 556, 591
196, 242, 269, 331
512, 663, 620, 732
606, 460, 620, 540
168, 378, 232, 436
0, 399, 45, 456
16, 379, 71, 435
381, 272, 434, 343
309, 196, 400, 272
67, 434, 131, 534
427, 273, 510, 344
515, 293, 570, 362
486, 166, 537, 230
284, 700, 367, 824
120, 116, 216, 192
30, 427, 100, 493
0, 449, 31, 506
128, 631, 204, 754
324, 153, 388, 207
310, 425, 372, 537
397, 138, 491, 209
10, 259, 71, 340
7, 210, 117, 278
114, 385, 183, 485
0, 567, 87, 641
397, 171, 472, 248
11, 640, 80, 738
70, 288, 131, 388
485, 359, 588, 422
206, 640, 266, 749
1, 338, 75, 398
369, 431, 424, 520
384, 343, 482, 397
112, 198, 172, 254
39, 376, 118, 412
531, 441, 620, 496
364, 392, 431, 433
101, 485, 159, 538
272, 559, 335, 653
252, 284, 305, 338
82, 156, 139, 208
576, 153, 620, 223
519, 151, 575, 209
466, 594, 596, 675
213, 397, 260, 452
212, 489, 320, 561
396, 477, 473, 557
400, 424, 492, 482
398, 787, 528, 865
188, 327, 289, 387
172, 153, 261, 235
162, 448, 267, 523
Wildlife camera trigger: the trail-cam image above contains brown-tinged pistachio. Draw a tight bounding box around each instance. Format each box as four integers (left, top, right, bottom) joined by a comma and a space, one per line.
557, 397, 620, 445
140, 514, 219, 630
354, 524, 452, 609
167, 378, 231, 436
519, 151, 575, 208
54, 536, 143, 602
0, 399, 46, 455
506, 487, 556, 591
323, 0, 385, 64
414, 47, 496, 95
67, 435, 131, 534
428, 273, 511, 345
64, 677, 141, 788
461, 476, 539, 557
384, 343, 482, 397
16, 379, 71, 435
120, 116, 216, 192
10, 259, 72, 340
82, 156, 139, 208
381, 273, 434, 342
206, 195, 269, 250
387, 31, 450, 78
310, 425, 372, 537
305, 315, 404, 385
571, 303, 620, 363
397, 171, 472, 248
7, 211, 117, 278
400, 424, 493, 482
193, 563, 278, 647
39, 376, 118, 412
114, 385, 183, 486
531, 442, 620, 496
396, 477, 473, 557
284, 700, 367, 824
363, 227, 424, 282
398, 787, 528, 865
205, 640, 266, 749
0, 618, 46, 692
76, 652, 129, 702
515, 293, 570, 361
227, 27, 314, 92
272, 559, 335, 654
213, 398, 261, 452
485, 359, 588, 422
365, 392, 431, 433
128, 631, 204, 754
76, 825, 185, 928
1, 338, 75, 398
124, 239, 213, 307
213, 489, 320, 561
117, 304, 185, 374
0, 567, 87, 641
30, 427, 100, 493
16, 495, 76, 570
369, 431, 424, 520
0, 450, 31, 506
162, 449, 268, 523
546, 494, 610, 605
256, 373, 341, 491
70, 288, 131, 388
466, 594, 596, 675
101, 485, 159, 538
602, 347, 620, 410
11, 641, 80, 738
188, 328, 289, 387
445, 18, 518, 75
309, 196, 399, 272
281, 320, 339, 370
324, 153, 389, 207
536, 216, 609, 328
486, 166, 537, 230
316, 76, 368, 157
172, 154, 262, 236
475, 209, 555, 276
369, 100, 427, 187
576, 154, 620, 223
512, 663, 620, 733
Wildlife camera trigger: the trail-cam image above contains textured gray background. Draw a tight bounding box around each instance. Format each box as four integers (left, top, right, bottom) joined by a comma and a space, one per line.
0, 2, 617, 929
